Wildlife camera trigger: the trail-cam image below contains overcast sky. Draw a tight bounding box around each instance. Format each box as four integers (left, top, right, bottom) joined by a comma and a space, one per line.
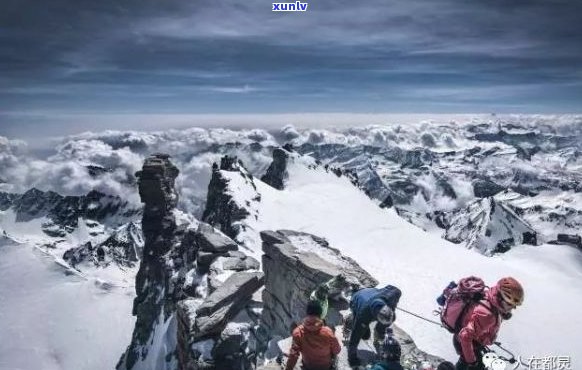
1, 0, 581, 138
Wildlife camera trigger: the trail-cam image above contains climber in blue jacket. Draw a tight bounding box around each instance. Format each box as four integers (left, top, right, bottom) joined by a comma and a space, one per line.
345, 284, 402, 367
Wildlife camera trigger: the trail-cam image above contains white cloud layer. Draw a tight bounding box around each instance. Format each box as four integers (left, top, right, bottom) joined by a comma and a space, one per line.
2, 114, 582, 216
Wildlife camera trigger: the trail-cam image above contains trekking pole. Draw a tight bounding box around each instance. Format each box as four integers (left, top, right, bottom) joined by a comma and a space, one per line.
493, 342, 528, 366
485, 342, 530, 368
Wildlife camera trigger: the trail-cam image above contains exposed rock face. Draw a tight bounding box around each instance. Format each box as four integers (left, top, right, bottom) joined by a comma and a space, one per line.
473, 179, 506, 198
555, 233, 582, 248
261, 148, 289, 190
202, 156, 259, 240
194, 272, 264, 339
441, 197, 538, 255
197, 223, 238, 253
0, 188, 140, 236
195, 222, 240, 273
63, 221, 144, 268
260, 230, 378, 338
259, 230, 445, 370
118, 154, 187, 370
177, 272, 264, 370
118, 155, 265, 370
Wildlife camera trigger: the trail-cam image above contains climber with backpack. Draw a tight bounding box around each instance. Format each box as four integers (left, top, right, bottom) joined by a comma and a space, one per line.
344, 284, 402, 367
285, 300, 341, 370
309, 273, 350, 321
368, 328, 404, 370
436, 276, 524, 370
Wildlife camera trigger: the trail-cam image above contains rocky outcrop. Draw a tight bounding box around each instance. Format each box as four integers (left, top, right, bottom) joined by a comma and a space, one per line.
177, 272, 264, 370
195, 222, 240, 273
202, 156, 260, 240
194, 272, 264, 339
473, 179, 505, 198
117, 154, 266, 370
118, 154, 187, 370
261, 148, 290, 190
0, 188, 140, 236
197, 223, 238, 253
441, 197, 538, 255
63, 221, 144, 269
553, 233, 582, 249
259, 229, 445, 370
260, 230, 377, 338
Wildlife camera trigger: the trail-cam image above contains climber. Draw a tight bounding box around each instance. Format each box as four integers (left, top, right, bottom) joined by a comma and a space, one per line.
453, 277, 524, 370
285, 300, 341, 370
309, 274, 349, 320
369, 328, 404, 370
345, 284, 401, 367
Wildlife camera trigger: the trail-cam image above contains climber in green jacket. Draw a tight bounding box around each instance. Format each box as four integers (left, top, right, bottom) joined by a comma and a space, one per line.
308, 273, 349, 320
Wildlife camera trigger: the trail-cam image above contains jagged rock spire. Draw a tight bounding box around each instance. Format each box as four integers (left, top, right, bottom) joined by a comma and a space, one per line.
261, 147, 290, 190
202, 155, 256, 240
118, 154, 181, 370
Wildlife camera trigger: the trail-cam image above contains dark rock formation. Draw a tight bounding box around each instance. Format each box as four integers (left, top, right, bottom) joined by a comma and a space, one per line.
221, 255, 260, 272
259, 230, 445, 370
442, 198, 538, 255
473, 179, 505, 198
261, 147, 290, 190
194, 272, 264, 339
387, 180, 421, 204
0, 188, 140, 236
177, 271, 264, 370
260, 230, 377, 338
0, 192, 17, 210
197, 223, 238, 253
119, 155, 266, 370
195, 222, 240, 273
435, 175, 457, 199
118, 154, 188, 370
555, 233, 582, 248
202, 155, 258, 240
379, 195, 394, 209
63, 221, 144, 269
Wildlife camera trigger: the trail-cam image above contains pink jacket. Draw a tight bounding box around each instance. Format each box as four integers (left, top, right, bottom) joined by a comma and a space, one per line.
456, 287, 506, 364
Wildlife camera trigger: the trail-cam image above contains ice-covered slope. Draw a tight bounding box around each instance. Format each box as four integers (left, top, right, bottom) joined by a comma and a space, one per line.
0, 240, 135, 370
231, 157, 582, 367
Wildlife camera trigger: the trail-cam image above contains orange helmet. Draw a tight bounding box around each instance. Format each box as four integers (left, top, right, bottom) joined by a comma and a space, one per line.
496, 277, 524, 308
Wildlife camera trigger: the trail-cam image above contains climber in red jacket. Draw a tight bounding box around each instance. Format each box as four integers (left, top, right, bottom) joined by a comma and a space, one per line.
285, 300, 341, 370
454, 277, 524, 370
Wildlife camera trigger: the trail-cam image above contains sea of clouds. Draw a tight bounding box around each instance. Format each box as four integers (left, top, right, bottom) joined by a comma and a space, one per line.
2, 114, 581, 217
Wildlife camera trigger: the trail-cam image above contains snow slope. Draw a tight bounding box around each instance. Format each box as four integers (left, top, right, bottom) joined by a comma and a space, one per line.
241, 158, 582, 367
0, 241, 135, 370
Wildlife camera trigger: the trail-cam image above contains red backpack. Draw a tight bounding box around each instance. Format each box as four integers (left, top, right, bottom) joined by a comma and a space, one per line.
438, 276, 487, 333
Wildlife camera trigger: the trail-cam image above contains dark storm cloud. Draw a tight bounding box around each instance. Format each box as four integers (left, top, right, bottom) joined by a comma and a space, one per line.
0, 0, 581, 130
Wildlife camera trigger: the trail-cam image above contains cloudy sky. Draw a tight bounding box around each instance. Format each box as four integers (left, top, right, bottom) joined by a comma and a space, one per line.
1, 0, 581, 138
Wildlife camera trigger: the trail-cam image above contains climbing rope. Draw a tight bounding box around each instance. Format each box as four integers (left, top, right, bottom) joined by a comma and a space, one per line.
396, 306, 443, 327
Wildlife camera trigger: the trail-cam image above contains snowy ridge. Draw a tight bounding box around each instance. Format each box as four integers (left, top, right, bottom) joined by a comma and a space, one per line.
2, 116, 582, 369
442, 197, 537, 255
217, 155, 582, 367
